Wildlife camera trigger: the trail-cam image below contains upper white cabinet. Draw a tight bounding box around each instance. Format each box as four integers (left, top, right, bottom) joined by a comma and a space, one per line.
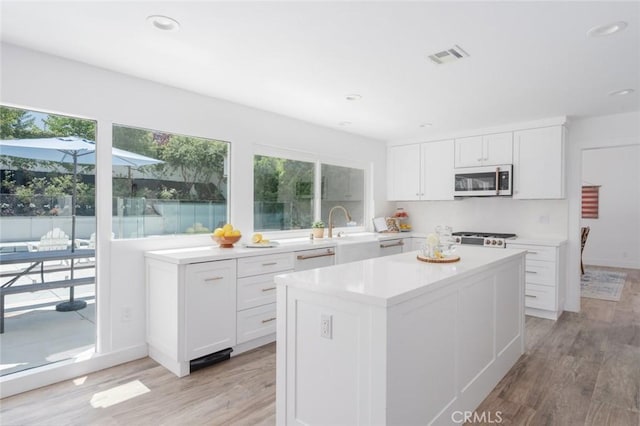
388, 140, 454, 201
513, 126, 565, 199
454, 132, 513, 168
387, 144, 421, 200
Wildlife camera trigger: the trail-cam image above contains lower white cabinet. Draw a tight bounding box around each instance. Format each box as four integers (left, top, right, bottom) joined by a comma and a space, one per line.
236, 254, 293, 347
146, 258, 237, 377
237, 303, 277, 344
378, 238, 405, 256
507, 241, 566, 320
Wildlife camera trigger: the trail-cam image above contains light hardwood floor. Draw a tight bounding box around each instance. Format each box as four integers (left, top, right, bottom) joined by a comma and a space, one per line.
1, 267, 638, 426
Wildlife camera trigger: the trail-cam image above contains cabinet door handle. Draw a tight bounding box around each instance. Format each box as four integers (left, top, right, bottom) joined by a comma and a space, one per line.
261, 317, 276, 324
495, 167, 500, 196
527, 251, 538, 254
262, 262, 278, 266
380, 241, 404, 248
204, 276, 224, 282
296, 251, 335, 260
525, 294, 538, 298
525, 270, 538, 274
261, 287, 276, 292
477, 158, 483, 162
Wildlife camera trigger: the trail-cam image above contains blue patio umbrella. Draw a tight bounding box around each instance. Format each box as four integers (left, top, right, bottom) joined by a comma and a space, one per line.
0, 136, 163, 310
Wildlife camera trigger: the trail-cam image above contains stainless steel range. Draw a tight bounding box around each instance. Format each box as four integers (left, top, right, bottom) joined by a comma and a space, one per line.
452, 232, 516, 248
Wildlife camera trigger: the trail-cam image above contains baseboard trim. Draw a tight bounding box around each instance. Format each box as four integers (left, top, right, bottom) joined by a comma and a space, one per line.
583, 260, 640, 270
0, 344, 148, 398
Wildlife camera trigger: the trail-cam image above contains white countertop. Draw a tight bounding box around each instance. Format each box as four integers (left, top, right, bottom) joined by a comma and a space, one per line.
145, 232, 413, 264
275, 245, 526, 307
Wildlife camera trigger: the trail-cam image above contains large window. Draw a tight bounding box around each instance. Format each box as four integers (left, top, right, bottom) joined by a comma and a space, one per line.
0, 105, 97, 376
254, 155, 315, 231
253, 154, 365, 231
112, 125, 229, 238
321, 164, 364, 227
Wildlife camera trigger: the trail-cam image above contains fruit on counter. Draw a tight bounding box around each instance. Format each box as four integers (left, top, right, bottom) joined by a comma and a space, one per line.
393, 208, 409, 218
399, 223, 412, 230
213, 223, 241, 238
251, 233, 270, 244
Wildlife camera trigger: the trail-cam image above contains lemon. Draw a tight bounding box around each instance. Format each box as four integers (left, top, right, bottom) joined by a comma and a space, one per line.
231, 230, 241, 237
224, 230, 234, 237
213, 228, 224, 237
252, 233, 263, 243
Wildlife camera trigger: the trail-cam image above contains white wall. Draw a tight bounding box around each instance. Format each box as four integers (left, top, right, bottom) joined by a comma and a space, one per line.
398, 198, 568, 239
581, 145, 640, 269
566, 111, 640, 312
0, 43, 391, 389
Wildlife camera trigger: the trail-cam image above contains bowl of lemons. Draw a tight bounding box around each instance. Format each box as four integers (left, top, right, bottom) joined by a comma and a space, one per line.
211, 223, 242, 248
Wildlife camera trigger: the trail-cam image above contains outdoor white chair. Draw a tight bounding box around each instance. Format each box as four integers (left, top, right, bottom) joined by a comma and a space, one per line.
29, 228, 70, 252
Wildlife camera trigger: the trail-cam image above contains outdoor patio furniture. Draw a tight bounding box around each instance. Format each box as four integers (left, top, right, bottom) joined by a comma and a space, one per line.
0, 249, 95, 333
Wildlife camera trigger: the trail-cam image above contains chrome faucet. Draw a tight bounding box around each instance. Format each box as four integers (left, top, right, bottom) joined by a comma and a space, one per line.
328, 205, 352, 238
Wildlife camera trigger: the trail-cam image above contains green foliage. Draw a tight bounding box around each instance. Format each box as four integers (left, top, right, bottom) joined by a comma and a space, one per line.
0, 106, 43, 139
113, 126, 157, 157
44, 115, 96, 140
158, 135, 228, 199
312, 221, 325, 228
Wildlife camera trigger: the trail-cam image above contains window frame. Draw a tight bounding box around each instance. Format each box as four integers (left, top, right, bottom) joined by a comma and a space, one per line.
252, 144, 370, 238
111, 123, 231, 240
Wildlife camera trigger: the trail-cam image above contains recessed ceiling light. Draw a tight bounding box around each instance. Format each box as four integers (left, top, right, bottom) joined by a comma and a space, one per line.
587, 21, 627, 37
147, 15, 180, 32
338, 121, 352, 126
420, 123, 433, 128
345, 94, 362, 101
608, 88, 635, 96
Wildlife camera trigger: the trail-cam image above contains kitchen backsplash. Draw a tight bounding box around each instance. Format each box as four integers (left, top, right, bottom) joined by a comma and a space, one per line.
398, 198, 568, 238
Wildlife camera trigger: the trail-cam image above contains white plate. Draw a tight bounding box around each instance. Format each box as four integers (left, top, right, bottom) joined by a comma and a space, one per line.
244, 242, 280, 248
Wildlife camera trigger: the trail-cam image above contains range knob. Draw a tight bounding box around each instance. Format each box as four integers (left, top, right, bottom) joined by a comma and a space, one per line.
491, 240, 497, 245
485, 239, 491, 245
497, 240, 503, 246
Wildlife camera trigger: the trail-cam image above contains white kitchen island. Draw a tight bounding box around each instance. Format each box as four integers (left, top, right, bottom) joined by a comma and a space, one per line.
275, 245, 526, 425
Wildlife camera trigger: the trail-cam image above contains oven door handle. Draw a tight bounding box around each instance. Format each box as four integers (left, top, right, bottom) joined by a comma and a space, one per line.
495, 167, 500, 196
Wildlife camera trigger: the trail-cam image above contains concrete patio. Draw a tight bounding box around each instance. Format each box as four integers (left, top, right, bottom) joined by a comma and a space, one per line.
0, 264, 95, 377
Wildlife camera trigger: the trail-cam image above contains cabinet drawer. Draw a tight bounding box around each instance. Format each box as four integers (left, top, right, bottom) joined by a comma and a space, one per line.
524, 260, 556, 286
237, 271, 290, 310
525, 283, 556, 311
237, 253, 294, 278
507, 243, 556, 262
237, 303, 277, 344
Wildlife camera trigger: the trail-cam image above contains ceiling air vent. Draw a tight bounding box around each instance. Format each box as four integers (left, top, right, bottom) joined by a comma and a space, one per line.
427, 45, 470, 65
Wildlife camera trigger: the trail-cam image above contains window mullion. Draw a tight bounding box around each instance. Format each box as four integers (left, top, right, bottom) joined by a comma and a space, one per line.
314, 160, 322, 222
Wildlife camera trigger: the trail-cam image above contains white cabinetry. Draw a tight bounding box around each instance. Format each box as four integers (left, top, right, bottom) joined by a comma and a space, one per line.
455, 132, 512, 168
506, 241, 566, 320
378, 238, 405, 257
513, 126, 565, 199
388, 140, 454, 201
236, 253, 293, 345
146, 258, 236, 377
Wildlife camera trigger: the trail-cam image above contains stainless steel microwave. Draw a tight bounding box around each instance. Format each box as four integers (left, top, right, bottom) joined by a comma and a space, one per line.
454, 164, 513, 197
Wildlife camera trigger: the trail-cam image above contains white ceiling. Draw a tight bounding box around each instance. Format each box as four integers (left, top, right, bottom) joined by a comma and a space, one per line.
1, 1, 639, 142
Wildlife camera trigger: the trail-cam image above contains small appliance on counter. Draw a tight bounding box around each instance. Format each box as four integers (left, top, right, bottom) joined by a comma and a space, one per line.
452, 231, 516, 248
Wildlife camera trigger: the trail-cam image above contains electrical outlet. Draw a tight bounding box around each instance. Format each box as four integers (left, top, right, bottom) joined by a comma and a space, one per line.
320, 314, 332, 339
121, 307, 132, 322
